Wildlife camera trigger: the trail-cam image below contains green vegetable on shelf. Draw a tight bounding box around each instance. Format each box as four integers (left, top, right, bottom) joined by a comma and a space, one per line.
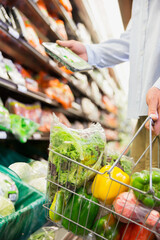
92, 214, 120, 240
131, 168, 160, 207
10, 114, 39, 143
62, 188, 99, 236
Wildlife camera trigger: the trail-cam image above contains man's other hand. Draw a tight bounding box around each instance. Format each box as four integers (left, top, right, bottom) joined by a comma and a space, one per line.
146, 87, 160, 135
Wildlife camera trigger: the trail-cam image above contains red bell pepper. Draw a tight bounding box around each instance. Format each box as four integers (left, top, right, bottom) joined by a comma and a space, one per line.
121, 223, 155, 240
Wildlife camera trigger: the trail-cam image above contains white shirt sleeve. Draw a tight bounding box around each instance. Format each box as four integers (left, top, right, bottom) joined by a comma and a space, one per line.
153, 78, 160, 89
85, 21, 131, 68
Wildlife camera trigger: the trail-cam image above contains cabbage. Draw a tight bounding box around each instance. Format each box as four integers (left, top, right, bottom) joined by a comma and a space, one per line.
0, 172, 18, 203
9, 162, 34, 183
29, 160, 48, 178
0, 196, 15, 217
29, 177, 46, 193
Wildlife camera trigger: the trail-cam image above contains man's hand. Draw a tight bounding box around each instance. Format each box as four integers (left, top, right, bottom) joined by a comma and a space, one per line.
146, 87, 160, 135
56, 40, 88, 61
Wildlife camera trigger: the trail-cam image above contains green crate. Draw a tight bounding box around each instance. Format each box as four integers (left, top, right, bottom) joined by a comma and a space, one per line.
0, 151, 47, 240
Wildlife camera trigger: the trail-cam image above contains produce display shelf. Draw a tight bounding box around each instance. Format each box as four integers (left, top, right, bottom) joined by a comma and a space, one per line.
0, 131, 50, 141
0, 20, 73, 78
0, 77, 59, 107
2, 0, 64, 41
43, 0, 79, 39
0, 77, 114, 128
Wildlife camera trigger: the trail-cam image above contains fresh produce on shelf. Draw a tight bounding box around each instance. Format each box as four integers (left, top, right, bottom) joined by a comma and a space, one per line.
0, 100, 10, 131
54, 112, 71, 128
90, 81, 102, 105
25, 77, 39, 92
48, 114, 106, 189
104, 151, 134, 175
0, 195, 15, 217
6, 98, 42, 124
28, 226, 57, 240
92, 213, 120, 240
49, 190, 64, 222
62, 188, 99, 235
120, 223, 155, 240
29, 177, 46, 194
100, 113, 118, 128
81, 98, 100, 121
15, 63, 39, 92
10, 114, 39, 143
102, 96, 118, 115
29, 159, 48, 178
36, 0, 57, 31
113, 191, 138, 222
39, 109, 53, 132
9, 162, 34, 183
91, 165, 130, 205
0, 51, 9, 80
131, 169, 160, 207
104, 129, 119, 142
38, 72, 74, 108
59, 0, 72, 12
51, 14, 68, 39
9, 160, 48, 193
4, 58, 26, 85
0, 172, 18, 204
55, 19, 68, 40
22, 14, 46, 56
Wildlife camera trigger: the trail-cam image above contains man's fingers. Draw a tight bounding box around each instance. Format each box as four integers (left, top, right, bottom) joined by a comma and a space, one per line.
56, 40, 74, 49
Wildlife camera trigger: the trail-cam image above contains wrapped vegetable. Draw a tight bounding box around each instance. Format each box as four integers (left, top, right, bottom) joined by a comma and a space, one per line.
10, 114, 39, 143
0, 100, 10, 131
0, 196, 15, 217
29, 177, 46, 194
121, 223, 155, 240
104, 151, 134, 175
48, 114, 106, 191
9, 162, 34, 183
28, 226, 57, 240
131, 168, 160, 207
113, 191, 138, 222
91, 165, 130, 205
0, 172, 18, 204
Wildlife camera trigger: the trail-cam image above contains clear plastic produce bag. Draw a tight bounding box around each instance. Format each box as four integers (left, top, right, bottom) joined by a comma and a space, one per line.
28, 226, 58, 240
48, 114, 106, 199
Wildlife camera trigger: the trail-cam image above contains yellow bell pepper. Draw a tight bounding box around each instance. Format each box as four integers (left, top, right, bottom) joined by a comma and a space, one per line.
91, 165, 130, 205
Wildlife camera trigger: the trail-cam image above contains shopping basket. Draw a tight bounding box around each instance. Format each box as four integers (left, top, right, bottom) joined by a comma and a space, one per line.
44, 116, 160, 240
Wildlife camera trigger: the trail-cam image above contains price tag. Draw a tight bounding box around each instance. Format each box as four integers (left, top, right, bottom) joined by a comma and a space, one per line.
8, 26, 19, 39
0, 131, 7, 139
17, 85, 27, 93
33, 133, 41, 139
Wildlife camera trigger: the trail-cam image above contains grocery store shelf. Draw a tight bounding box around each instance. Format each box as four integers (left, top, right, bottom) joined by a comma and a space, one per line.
43, 0, 79, 39
72, 0, 100, 43
0, 21, 72, 77
0, 77, 59, 107
3, 0, 63, 41
0, 131, 50, 141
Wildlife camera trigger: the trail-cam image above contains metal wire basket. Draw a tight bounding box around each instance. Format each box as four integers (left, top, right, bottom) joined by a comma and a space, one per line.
44, 116, 160, 240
